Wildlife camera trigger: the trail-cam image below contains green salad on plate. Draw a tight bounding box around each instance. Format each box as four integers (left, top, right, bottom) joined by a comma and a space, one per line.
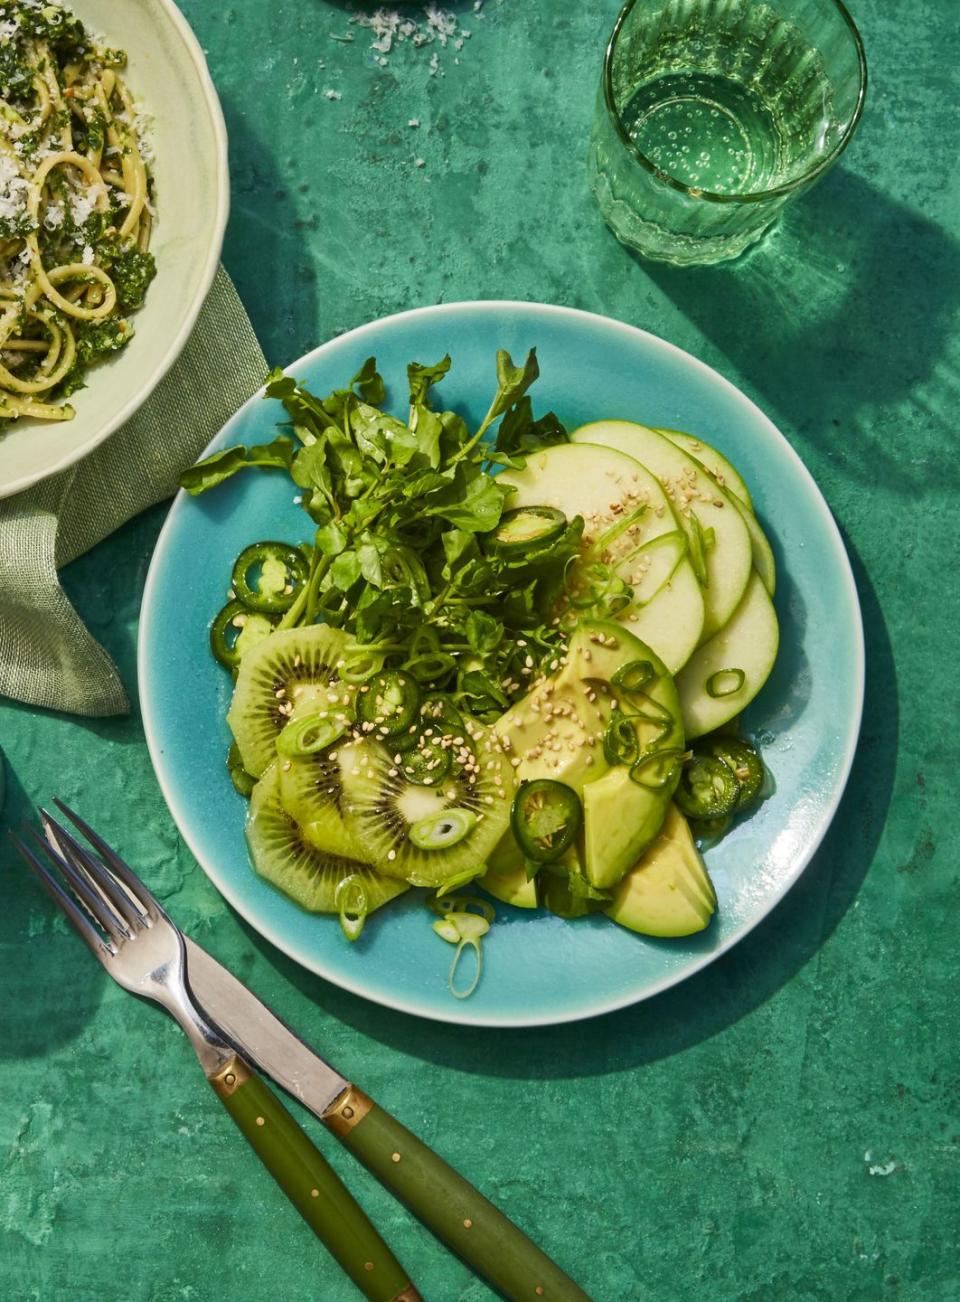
181, 349, 779, 995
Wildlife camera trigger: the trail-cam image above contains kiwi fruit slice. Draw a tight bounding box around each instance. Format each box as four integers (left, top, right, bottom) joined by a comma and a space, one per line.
278, 743, 366, 862
337, 719, 513, 888
227, 624, 354, 778
246, 765, 407, 917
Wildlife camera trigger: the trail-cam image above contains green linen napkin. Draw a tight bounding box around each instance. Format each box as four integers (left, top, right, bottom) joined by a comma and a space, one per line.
0, 266, 267, 717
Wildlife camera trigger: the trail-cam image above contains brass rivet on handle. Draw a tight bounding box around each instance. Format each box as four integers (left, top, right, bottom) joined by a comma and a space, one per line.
536, 1287, 545, 1296
364, 1261, 374, 1272
322, 1086, 373, 1138
463, 1219, 473, 1229
224, 1072, 236, 1087
256, 1116, 265, 1126
310, 1188, 319, 1198
391, 1152, 401, 1163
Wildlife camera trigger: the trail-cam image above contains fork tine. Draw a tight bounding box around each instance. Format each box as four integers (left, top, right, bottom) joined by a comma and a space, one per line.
35, 816, 133, 944
8, 831, 113, 959
52, 797, 161, 920
41, 810, 147, 934
26, 825, 129, 945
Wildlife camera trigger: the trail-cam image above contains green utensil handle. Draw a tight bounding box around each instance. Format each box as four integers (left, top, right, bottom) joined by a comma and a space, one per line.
210, 1059, 419, 1302
324, 1087, 592, 1302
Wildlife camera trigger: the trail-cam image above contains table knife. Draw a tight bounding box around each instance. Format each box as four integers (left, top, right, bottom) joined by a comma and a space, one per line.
184, 937, 591, 1302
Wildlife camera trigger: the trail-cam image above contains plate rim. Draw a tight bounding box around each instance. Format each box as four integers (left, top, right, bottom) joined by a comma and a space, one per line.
140, 299, 865, 1027
0, 0, 230, 501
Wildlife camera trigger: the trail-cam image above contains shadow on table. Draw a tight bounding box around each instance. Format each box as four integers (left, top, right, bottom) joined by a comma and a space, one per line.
218, 96, 320, 365
244, 534, 895, 1080
642, 168, 960, 493
0, 760, 108, 1058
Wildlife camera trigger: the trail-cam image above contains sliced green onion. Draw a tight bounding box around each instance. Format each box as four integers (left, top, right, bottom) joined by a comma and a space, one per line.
339, 647, 387, 683
409, 808, 477, 851
511, 779, 583, 863
336, 875, 370, 942
448, 937, 483, 999
603, 716, 639, 766
629, 747, 684, 789
488, 505, 567, 554
591, 504, 648, 556
357, 669, 421, 736
630, 531, 688, 607
433, 917, 461, 943
428, 894, 495, 923
402, 626, 456, 681
612, 659, 655, 692
706, 668, 746, 698
429, 895, 493, 999
402, 651, 458, 683
231, 541, 308, 613
276, 712, 347, 759
687, 513, 710, 588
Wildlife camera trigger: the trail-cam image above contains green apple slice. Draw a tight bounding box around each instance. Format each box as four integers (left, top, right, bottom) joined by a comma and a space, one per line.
654, 429, 776, 596
570, 421, 753, 643
498, 442, 704, 672
675, 571, 780, 739
654, 427, 753, 509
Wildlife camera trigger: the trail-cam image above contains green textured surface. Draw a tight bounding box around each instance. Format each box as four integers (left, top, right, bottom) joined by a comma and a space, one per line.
1, 1, 958, 1298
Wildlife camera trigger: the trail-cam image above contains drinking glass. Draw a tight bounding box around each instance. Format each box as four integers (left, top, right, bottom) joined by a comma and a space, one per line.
588, 0, 867, 265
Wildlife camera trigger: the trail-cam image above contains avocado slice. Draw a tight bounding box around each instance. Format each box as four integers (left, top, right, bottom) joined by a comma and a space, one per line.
603, 804, 716, 937
580, 631, 684, 888
479, 830, 539, 909
583, 763, 677, 889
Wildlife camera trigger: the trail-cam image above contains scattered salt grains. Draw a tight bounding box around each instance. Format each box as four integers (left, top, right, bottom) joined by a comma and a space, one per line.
349, 5, 474, 77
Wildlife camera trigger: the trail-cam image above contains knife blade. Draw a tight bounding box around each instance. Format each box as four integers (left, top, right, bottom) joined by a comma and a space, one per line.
183, 935, 591, 1301
184, 936, 348, 1118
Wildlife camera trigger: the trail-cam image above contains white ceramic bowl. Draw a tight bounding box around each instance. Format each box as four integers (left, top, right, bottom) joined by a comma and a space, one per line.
0, 0, 228, 499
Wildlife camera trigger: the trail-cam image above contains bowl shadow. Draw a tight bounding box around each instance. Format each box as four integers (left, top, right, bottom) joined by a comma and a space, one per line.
0, 760, 109, 1059
641, 168, 960, 495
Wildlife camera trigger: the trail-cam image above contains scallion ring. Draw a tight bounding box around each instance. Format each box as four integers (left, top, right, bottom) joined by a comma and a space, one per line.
706, 668, 746, 698
336, 874, 370, 942
276, 712, 347, 760
629, 747, 685, 790
612, 659, 656, 692
603, 716, 639, 766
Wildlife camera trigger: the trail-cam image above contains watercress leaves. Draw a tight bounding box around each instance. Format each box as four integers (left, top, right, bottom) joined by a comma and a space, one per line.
184, 350, 578, 716
179, 436, 296, 494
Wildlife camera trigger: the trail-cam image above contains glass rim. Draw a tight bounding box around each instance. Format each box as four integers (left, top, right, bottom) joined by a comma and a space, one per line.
602, 0, 868, 205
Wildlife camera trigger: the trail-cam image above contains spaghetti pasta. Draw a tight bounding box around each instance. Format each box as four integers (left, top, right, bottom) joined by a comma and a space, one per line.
0, 0, 155, 425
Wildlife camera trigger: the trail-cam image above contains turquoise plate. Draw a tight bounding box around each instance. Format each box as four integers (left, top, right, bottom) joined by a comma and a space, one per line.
140, 302, 864, 1027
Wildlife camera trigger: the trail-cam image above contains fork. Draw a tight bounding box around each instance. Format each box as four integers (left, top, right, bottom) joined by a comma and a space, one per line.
10, 803, 420, 1302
